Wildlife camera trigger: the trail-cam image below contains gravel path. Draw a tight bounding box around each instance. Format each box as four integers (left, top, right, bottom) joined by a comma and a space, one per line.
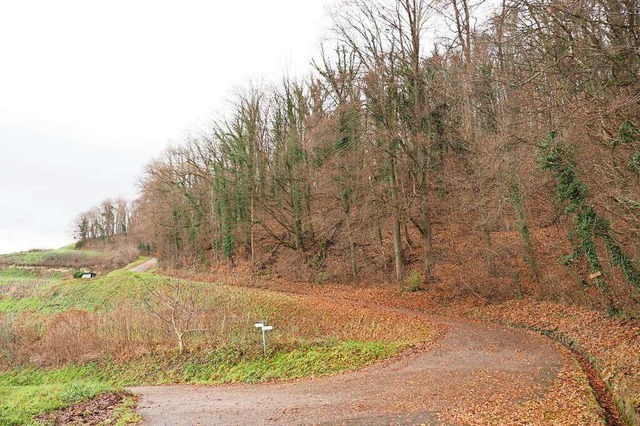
130, 313, 563, 425
129, 258, 158, 273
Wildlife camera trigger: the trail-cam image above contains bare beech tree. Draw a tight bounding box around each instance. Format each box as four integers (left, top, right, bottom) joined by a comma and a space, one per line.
143, 277, 204, 354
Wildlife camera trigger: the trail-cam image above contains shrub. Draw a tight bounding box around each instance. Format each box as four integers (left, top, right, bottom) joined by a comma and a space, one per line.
404, 270, 424, 292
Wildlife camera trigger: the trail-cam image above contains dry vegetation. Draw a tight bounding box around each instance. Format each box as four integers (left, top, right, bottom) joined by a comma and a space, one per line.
33, 391, 139, 426
0, 273, 434, 370
0, 266, 439, 424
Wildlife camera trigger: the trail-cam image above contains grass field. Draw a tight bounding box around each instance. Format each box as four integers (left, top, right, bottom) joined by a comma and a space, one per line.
0, 268, 63, 286
0, 262, 435, 425
0, 248, 104, 269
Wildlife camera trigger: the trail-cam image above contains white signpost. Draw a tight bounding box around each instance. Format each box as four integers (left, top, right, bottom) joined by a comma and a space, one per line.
254, 321, 273, 355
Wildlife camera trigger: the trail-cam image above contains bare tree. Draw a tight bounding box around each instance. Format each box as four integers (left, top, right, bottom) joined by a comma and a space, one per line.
143, 277, 204, 354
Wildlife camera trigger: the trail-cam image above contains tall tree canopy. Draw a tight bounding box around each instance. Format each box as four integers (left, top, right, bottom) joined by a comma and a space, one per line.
128, 0, 639, 312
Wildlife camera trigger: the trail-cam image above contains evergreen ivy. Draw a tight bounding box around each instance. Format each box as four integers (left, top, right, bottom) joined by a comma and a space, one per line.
538, 132, 640, 292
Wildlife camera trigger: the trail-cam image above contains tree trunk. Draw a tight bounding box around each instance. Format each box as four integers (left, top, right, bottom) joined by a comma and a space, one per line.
250, 191, 256, 270
421, 210, 434, 280
393, 218, 403, 282
177, 332, 184, 354
346, 213, 358, 277
389, 157, 403, 283
483, 227, 497, 277
377, 219, 385, 268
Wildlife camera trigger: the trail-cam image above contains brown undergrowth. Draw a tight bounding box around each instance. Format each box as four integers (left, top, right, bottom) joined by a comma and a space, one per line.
0, 281, 437, 370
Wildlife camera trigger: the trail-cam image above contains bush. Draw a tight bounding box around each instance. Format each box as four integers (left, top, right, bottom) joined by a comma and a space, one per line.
404, 271, 424, 292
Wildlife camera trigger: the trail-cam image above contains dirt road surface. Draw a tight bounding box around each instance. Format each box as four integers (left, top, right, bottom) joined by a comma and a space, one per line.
131, 315, 564, 425
129, 258, 158, 273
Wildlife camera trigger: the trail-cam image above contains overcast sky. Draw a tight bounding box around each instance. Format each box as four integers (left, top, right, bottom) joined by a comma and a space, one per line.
0, 0, 332, 254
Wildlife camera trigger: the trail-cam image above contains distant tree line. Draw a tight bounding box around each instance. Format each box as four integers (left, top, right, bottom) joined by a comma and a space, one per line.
73, 197, 133, 245
123, 0, 637, 309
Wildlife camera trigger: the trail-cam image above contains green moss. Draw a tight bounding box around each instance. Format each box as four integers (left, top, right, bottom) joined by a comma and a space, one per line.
629, 152, 640, 175
0, 268, 63, 290
213, 341, 401, 383
403, 270, 423, 292
0, 269, 39, 279
110, 394, 142, 426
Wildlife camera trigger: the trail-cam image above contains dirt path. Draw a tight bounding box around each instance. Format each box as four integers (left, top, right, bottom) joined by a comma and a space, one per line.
129, 258, 158, 273
131, 314, 565, 425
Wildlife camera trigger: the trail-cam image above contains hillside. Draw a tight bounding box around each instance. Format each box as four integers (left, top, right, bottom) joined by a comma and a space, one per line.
1, 249, 638, 424
0, 252, 440, 424
92, 0, 640, 318
10, 0, 639, 423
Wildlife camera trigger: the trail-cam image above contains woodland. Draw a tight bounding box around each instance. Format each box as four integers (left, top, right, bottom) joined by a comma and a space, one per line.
4, 0, 636, 423
74, 0, 640, 315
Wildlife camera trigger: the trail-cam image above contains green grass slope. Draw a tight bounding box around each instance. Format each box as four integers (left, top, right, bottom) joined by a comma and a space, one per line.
0, 262, 434, 425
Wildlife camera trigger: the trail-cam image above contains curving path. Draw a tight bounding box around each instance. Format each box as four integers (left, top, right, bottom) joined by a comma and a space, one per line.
129, 258, 158, 273
130, 312, 564, 425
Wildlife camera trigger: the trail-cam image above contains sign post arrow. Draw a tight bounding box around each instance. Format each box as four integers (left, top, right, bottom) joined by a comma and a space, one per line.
254, 321, 273, 355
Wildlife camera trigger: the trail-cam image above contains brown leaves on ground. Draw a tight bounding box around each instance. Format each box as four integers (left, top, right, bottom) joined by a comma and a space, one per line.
35, 392, 129, 426
183, 270, 639, 425
470, 300, 639, 425
442, 347, 604, 425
